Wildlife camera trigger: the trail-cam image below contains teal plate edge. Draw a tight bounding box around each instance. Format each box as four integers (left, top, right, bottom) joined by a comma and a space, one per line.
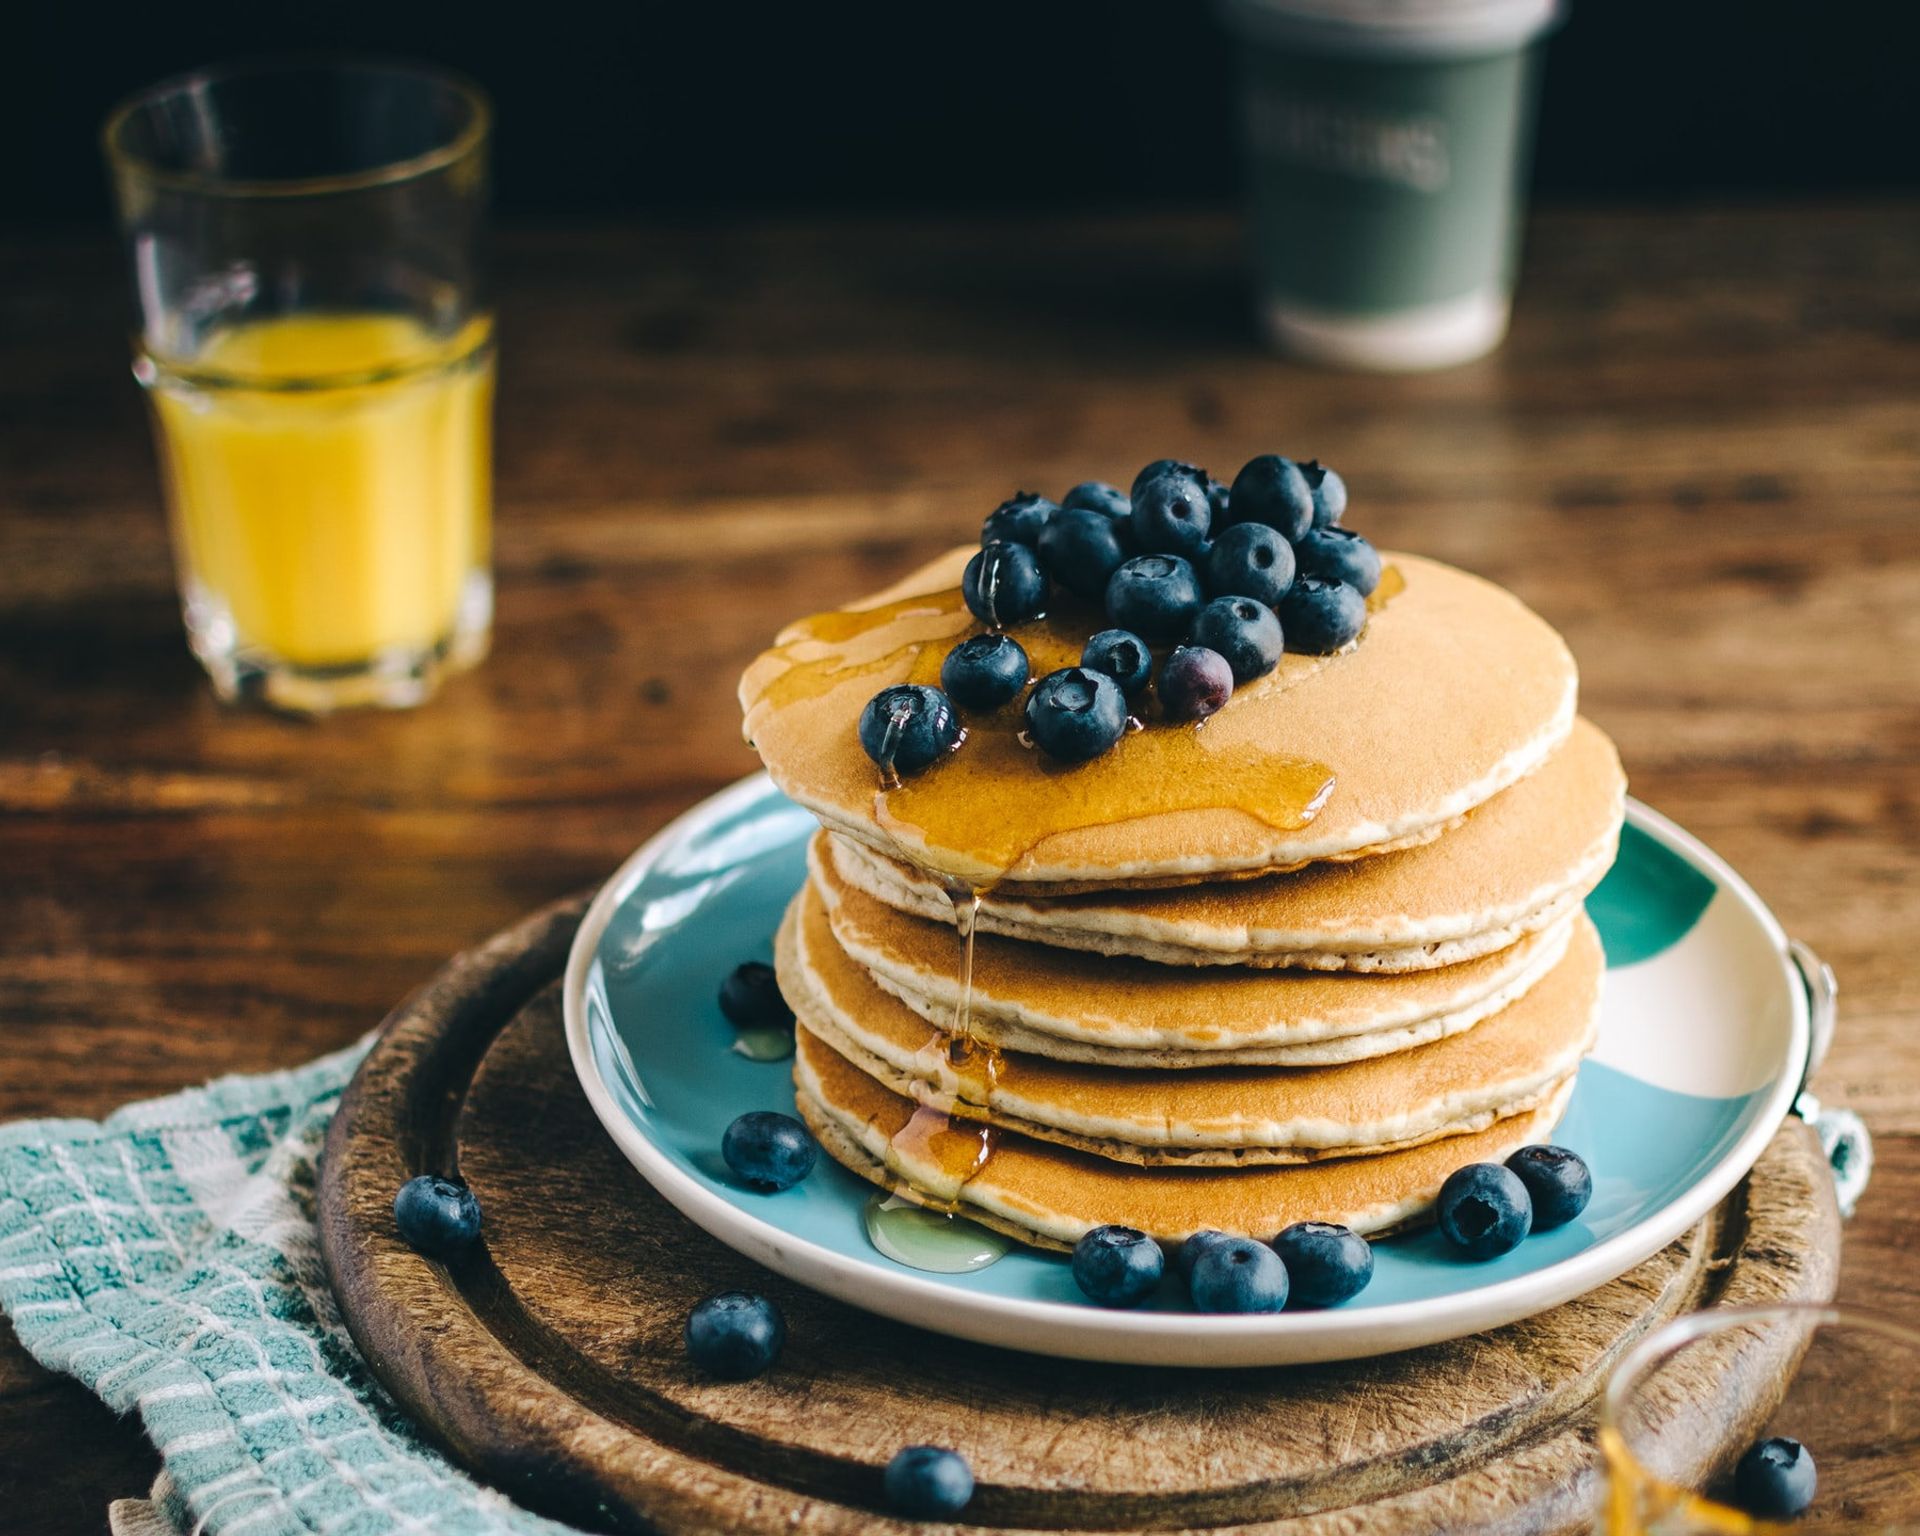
563, 777, 1811, 1368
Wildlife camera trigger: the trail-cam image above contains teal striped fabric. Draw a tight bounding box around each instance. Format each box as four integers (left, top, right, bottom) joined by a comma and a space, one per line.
0, 1041, 577, 1536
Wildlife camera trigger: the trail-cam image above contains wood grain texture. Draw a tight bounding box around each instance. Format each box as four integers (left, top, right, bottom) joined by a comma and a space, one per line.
2, 203, 1917, 1527
318, 898, 1839, 1536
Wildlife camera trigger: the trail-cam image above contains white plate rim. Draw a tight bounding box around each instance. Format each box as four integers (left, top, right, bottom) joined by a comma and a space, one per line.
562, 775, 1811, 1367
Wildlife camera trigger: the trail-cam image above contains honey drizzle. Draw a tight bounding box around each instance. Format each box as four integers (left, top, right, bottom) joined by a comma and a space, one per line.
759, 564, 1410, 1215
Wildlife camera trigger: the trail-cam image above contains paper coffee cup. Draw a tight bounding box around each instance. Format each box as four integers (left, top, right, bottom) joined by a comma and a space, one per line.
1219, 0, 1565, 370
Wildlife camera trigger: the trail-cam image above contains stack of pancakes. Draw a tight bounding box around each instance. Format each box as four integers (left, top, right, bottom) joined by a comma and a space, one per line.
740, 549, 1625, 1251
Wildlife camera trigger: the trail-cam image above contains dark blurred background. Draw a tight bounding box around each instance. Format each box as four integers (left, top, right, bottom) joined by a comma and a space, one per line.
10, 0, 1917, 229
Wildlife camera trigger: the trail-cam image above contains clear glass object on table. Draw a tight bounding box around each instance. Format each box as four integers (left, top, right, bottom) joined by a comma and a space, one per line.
103, 60, 495, 713
1600, 1304, 1920, 1533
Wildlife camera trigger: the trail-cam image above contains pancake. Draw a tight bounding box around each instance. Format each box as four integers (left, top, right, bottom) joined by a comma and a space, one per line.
811, 833, 1575, 1066
794, 1028, 1576, 1248
827, 716, 1625, 972
781, 887, 1600, 1165
740, 549, 1577, 890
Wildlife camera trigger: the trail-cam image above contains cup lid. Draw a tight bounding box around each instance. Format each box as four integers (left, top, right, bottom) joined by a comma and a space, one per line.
1218, 0, 1565, 58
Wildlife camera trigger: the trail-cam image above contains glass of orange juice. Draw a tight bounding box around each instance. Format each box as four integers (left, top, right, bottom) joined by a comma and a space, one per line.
1600, 1304, 1920, 1534
104, 60, 494, 713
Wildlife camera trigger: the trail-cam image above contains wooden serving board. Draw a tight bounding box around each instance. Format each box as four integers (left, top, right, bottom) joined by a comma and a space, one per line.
318, 896, 1842, 1536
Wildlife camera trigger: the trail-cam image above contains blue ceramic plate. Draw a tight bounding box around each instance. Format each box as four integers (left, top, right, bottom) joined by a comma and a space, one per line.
564, 777, 1812, 1366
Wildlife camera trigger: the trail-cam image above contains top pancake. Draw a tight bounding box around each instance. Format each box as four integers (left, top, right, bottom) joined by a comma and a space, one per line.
739, 549, 1577, 890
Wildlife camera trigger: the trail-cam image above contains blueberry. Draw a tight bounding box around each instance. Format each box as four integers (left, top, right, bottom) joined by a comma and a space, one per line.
1130, 470, 1213, 558
1504, 1145, 1592, 1230
685, 1291, 785, 1380
1188, 1236, 1290, 1314
1207, 522, 1295, 609
1081, 628, 1153, 700
1176, 1228, 1234, 1283
1070, 1224, 1165, 1307
722, 1110, 817, 1191
1278, 577, 1367, 654
1130, 458, 1202, 501
980, 491, 1056, 547
1205, 473, 1231, 523
962, 541, 1049, 628
1061, 480, 1131, 524
1025, 667, 1128, 763
1105, 554, 1204, 642
1228, 455, 1315, 541
1038, 506, 1131, 602
1190, 595, 1284, 684
940, 633, 1030, 711
1436, 1163, 1533, 1260
858, 684, 963, 775
393, 1175, 482, 1259
1271, 1222, 1373, 1307
1082, 625, 1152, 698
1733, 1437, 1817, 1520
718, 960, 793, 1031
1158, 645, 1234, 723
1301, 460, 1347, 527
1294, 526, 1381, 597
884, 1446, 975, 1519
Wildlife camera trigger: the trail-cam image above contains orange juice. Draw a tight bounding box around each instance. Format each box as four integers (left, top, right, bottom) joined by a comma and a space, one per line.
146, 312, 494, 671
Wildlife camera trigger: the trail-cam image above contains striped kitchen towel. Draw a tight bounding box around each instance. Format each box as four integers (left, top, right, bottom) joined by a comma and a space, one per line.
0, 1040, 579, 1536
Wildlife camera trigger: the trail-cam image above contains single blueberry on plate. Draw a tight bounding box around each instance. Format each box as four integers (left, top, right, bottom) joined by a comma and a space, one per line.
1207, 522, 1295, 609
858, 684, 963, 775
1188, 1236, 1290, 1314
722, 1110, 817, 1191
1025, 667, 1128, 763
1061, 480, 1131, 524
1505, 1145, 1593, 1230
1130, 470, 1213, 558
1205, 472, 1231, 523
1158, 645, 1234, 723
980, 491, 1056, 547
1437, 1163, 1533, 1260
941, 633, 1030, 711
1038, 505, 1131, 601
1301, 459, 1347, 526
1227, 454, 1315, 541
1294, 526, 1381, 597
393, 1175, 482, 1260
1106, 554, 1204, 642
1081, 628, 1153, 700
1190, 595, 1284, 684
1130, 458, 1202, 500
1071, 1224, 1165, 1307
963, 540, 1049, 628
1176, 1228, 1234, 1283
1278, 576, 1367, 654
1272, 1222, 1373, 1307
718, 960, 793, 1031
1733, 1436, 1817, 1521
685, 1291, 785, 1380
885, 1445, 975, 1519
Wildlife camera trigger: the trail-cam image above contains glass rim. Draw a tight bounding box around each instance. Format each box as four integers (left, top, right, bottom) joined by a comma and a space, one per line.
1600, 1301, 1920, 1446
101, 54, 491, 200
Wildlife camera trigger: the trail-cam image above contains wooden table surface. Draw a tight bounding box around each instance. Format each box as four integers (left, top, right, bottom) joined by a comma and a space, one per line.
3, 206, 1917, 1530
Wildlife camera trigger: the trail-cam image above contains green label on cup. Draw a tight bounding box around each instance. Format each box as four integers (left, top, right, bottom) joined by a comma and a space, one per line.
1238, 45, 1540, 315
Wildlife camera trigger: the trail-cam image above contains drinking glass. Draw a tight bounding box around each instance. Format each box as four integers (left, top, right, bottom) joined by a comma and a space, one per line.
1600, 1304, 1920, 1533
103, 60, 494, 713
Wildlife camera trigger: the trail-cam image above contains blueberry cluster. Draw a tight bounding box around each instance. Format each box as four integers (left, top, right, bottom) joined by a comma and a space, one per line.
858, 455, 1384, 774
1435, 1144, 1593, 1260
1068, 1217, 1374, 1312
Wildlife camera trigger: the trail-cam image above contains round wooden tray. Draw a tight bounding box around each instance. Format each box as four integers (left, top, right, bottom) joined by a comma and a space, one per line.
319, 896, 1842, 1535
